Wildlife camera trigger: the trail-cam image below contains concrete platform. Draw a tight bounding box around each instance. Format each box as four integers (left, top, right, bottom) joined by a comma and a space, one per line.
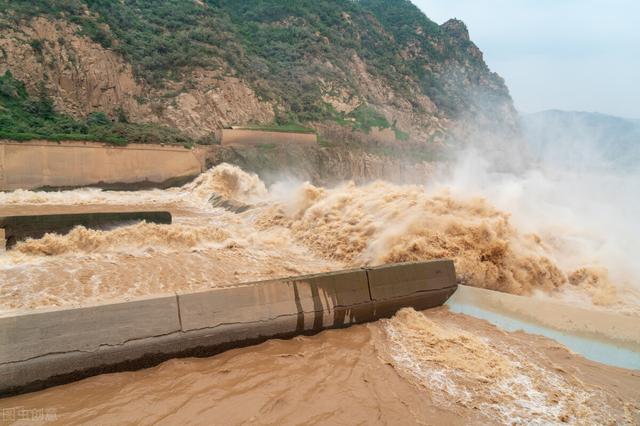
0, 260, 457, 396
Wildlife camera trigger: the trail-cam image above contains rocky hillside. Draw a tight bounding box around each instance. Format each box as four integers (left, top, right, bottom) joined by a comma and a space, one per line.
0, 0, 517, 151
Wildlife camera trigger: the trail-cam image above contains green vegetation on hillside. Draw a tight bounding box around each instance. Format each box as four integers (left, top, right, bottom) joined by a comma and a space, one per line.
0, 0, 506, 125
236, 123, 316, 134
347, 105, 390, 133
0, 71, 201, 145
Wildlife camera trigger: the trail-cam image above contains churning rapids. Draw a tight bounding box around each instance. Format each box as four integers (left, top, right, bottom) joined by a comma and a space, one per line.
1, 163, 639, 425
1, 163, 638, 315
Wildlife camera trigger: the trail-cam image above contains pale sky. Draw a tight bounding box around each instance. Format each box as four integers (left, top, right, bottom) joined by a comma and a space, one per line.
413, 0, 640, 118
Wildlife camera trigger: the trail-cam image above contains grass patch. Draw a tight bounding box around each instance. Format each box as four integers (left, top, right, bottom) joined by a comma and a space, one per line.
237, 123, 316, 134
256, 143, 277, 150
0, 0, 495, 124
347, 104, 390, 133
393, 126, 410, 141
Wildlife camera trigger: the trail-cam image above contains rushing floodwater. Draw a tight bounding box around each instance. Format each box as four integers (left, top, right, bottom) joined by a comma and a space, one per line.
0, 307, 638, 425
1, 163, 638, 316
0, 164, 638, 424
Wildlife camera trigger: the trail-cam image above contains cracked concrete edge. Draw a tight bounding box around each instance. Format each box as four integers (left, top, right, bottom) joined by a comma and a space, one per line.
0, 294, 181, 364
0, 260, 457, 396
0, 305, 376, 397
367, 260, 457, 301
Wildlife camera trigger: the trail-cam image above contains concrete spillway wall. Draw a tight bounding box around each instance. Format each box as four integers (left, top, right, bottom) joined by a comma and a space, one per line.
0, 140, 207, 191
0, 212, 172, 248
220, 129, 317, 147
0, 260, 457, 396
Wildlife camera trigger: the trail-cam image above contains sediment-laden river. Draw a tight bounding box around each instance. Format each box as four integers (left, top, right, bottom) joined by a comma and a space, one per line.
0, 164, 638, 424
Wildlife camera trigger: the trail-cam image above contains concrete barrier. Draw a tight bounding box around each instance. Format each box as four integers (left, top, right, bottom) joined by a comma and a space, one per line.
367, 260, 458, 317
0, 141, 206, 191
220, 129, 317, 147
0, 296, 180, 377
0, 296, 182, 397
0, 260, 456, 396
179, 269, 373, 333
0, 211, 172, 248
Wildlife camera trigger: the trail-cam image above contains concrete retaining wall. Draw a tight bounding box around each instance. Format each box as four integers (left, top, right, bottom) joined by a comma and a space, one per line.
447, 285, 640, 352
0, 260, 456, 396
0, 141, 206, 191
220, 129, 317, 147
0, 212, 172, 248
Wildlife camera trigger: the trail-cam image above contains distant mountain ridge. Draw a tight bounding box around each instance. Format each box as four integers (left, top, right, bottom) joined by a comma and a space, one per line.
521, 110, 640, 171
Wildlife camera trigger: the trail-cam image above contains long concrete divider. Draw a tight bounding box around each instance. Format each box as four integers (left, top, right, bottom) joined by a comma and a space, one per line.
178, 269, 373, 333
0, 260, 457, 396
0, 212, 172, 248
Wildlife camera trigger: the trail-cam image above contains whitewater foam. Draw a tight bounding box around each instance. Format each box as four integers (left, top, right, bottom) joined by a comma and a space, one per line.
0, 163, 634, 312
13, 222, 231, 256
382, 308, 621, 425
0, 163, 268, 211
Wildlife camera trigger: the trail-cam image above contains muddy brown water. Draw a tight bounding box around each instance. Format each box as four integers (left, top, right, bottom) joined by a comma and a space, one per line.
1, 308, 638, 425
1, 164, 638, 424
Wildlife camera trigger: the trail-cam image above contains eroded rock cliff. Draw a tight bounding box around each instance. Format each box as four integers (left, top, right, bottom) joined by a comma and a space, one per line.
0, 0, 517, 147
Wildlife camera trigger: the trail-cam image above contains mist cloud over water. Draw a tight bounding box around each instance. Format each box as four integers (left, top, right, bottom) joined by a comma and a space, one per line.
1, 116, 638, 314
436, 114, 640, 306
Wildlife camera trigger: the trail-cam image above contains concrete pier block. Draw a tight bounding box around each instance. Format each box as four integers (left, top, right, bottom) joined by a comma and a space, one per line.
366, 260, 457, 318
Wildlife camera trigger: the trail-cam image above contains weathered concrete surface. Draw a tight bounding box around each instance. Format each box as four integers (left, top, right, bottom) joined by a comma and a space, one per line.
220, 129, 317, 147
179, 269, 373, 333
367, 260, 457, 317
0, 296, 181, 393
0, 211, 172, 248
0, 261, 457, 396
0, 296, 181, 364
0, 141, 206, 191
367, 260, 457, 300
